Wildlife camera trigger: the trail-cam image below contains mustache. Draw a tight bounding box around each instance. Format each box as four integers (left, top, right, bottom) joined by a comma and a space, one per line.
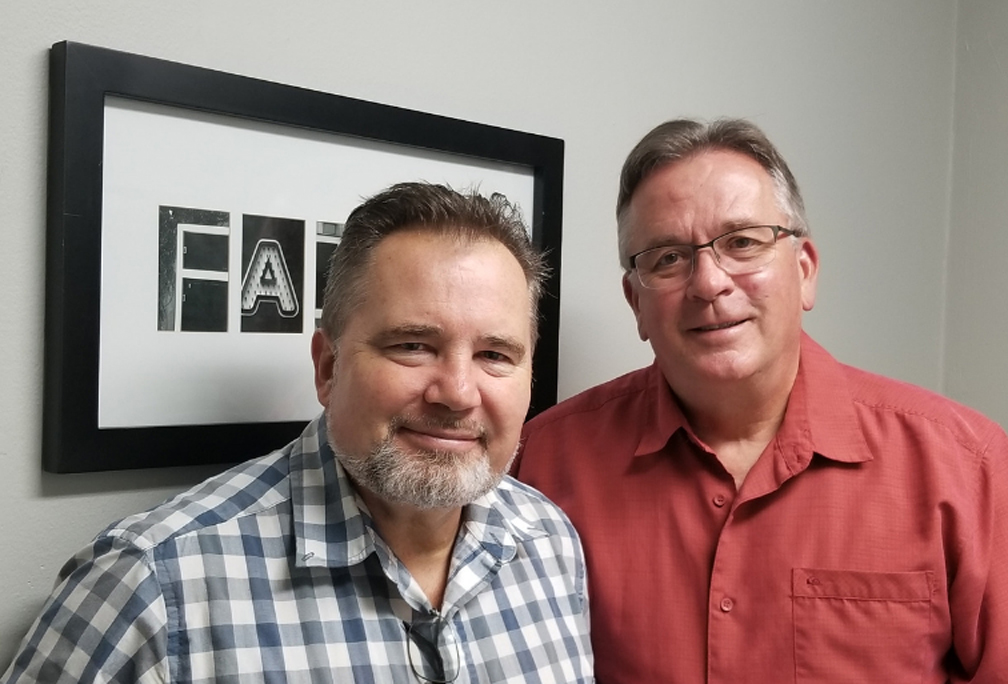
389, 414, 489, 447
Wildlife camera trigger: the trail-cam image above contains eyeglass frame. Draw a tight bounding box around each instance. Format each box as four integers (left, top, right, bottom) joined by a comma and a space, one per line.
404, 616, 462, 684
628, 224, 799, 290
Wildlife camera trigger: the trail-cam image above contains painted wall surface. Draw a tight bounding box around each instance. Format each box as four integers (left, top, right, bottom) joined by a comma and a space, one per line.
0, 0, 965, 668
946, 0, 1008, 427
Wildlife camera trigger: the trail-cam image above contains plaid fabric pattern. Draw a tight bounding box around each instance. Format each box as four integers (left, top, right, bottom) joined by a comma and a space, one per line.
3, 416, 593, 683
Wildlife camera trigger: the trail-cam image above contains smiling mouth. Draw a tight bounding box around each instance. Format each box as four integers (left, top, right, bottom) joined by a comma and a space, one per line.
692, 320, 746, 333
401, 427, 480, 442
391, 415, 488, 449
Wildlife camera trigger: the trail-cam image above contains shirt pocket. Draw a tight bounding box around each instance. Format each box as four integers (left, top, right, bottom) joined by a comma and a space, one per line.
792, 568, 934, 684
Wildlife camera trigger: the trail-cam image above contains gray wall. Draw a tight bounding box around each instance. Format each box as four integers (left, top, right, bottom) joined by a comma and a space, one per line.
945, 1, 1008, 424
0, 0, 984, 667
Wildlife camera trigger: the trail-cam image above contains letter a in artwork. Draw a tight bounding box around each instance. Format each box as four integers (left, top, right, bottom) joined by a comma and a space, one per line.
240, 239, 300, 318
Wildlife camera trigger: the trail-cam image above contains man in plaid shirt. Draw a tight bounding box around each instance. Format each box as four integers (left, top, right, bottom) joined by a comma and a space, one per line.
4, 182, 593, 683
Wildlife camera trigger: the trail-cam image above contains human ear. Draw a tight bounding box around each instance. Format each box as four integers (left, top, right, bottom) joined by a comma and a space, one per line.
623, 273, 650, 342
310, 329, 337, 406
796, 238, 819, 312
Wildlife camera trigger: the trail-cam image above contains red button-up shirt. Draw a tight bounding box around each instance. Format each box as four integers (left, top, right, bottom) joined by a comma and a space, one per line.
514, 334, 1008, 683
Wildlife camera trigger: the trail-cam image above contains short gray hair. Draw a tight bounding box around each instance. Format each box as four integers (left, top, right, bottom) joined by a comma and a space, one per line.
616, 118, 809, 270
320, 181, 548, 347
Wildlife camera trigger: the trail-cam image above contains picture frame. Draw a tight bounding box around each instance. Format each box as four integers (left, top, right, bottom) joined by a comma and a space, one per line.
44, 41, 563, 473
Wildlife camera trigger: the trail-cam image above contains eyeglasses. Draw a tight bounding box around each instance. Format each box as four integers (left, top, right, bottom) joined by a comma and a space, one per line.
629, 224, 798, 290
404, 614, 461, 683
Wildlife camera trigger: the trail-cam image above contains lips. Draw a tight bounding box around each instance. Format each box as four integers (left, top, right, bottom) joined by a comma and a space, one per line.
396, 428, 488, 458
402, 427, 480, 442
691, 319, 746, 333
391, 415, 488, 449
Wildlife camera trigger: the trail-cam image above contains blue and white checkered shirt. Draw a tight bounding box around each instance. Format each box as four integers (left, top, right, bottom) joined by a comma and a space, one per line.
3, 416, 593, 683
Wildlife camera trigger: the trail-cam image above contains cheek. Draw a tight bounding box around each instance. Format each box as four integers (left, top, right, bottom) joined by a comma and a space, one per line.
743, 270, 805, 335
740, 266, 792, 304
486, 398, 529, 471
326, 371, 408, 456
637, 292, 684, 334
486, 379, 532, 433
328, 365, 398, 426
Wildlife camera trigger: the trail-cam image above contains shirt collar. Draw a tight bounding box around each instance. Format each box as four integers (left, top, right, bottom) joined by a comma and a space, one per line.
289, 415, 374, 569
634, 361, 691, 457
632, 333, 873, 468
290, 415, 548, 571
790, 332, 873, 465
462, 477, 549, 560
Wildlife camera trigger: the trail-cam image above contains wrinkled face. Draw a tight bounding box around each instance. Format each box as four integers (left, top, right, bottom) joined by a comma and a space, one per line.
311, 229, 534, 509
621, 150, 818, 396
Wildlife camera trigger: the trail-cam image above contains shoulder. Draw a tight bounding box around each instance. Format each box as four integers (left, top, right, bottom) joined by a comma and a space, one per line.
802, 334, 1007, 461
842, 362, 1006, 456
3, 428, 312, 681
100, 444, 294, 554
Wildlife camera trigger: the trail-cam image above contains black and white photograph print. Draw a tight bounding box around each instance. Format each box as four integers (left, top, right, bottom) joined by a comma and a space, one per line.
45, 43, 560, 471
96, 96, 535, 433
239, 214, 305, 334
158, 205, 231, 333
314, 221, 344, 327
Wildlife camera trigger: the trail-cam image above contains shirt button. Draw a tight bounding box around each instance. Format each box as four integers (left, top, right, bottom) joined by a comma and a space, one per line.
712, 494, 727, 507
719, 597, 734, 612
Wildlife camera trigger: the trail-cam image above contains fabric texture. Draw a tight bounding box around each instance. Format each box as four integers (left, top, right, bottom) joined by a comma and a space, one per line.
4, 415, 593, 683
514, 333, 1008, 684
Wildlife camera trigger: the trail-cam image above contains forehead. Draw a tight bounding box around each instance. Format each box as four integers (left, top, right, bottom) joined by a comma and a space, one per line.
626, 150, 782, 242
351, 229, 532, 336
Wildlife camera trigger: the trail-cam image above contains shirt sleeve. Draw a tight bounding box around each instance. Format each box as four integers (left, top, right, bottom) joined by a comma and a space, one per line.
950, 425, 1008, 682
1, 535, 169, 684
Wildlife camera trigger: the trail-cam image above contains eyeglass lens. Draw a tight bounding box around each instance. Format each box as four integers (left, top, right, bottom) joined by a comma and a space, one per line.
635, 225, 786, 288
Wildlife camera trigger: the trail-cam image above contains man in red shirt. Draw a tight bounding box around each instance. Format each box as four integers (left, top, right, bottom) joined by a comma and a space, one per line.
513, 118, 1008, 683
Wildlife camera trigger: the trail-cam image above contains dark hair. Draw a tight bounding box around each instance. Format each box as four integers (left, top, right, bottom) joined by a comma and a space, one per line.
320, 181, 548, 346
616, 118, 809, 269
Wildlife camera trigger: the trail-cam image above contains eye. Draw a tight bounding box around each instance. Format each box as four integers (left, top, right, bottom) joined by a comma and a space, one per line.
720, 231, 769, 254
379, 341, 437, 367
479, 350, 513, 364
383, 341, 433, 360
648, 247, 690, 271
723, 236, 757, 250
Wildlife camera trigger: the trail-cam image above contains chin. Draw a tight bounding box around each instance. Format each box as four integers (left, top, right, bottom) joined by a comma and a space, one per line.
680, 352, 762, 384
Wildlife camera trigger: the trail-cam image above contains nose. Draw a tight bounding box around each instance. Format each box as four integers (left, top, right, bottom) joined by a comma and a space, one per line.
423, 354, 481, 412
685, 247, 734, 301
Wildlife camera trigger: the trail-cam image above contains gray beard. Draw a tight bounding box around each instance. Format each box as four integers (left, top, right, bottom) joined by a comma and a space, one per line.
335, 419, 508, 509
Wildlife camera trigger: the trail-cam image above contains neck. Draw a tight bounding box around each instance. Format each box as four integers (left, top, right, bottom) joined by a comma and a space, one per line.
686, 398, 787, 489
669, 356, 798, 489
356, 487, 461, 610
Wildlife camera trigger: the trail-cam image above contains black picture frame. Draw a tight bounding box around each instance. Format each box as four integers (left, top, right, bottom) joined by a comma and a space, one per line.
44, 41, 563, 473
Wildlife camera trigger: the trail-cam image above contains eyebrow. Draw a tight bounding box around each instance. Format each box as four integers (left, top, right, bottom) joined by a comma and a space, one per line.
372, 325, 528, 360
481, 334, 528, 361
375, 324, 442, 342
638, 221, 769, 251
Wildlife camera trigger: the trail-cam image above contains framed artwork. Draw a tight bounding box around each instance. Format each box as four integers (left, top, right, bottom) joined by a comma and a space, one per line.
44, 41, 564, 473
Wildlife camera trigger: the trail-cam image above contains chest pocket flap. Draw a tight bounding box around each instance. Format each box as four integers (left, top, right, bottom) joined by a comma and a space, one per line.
792, 568, 935, 683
